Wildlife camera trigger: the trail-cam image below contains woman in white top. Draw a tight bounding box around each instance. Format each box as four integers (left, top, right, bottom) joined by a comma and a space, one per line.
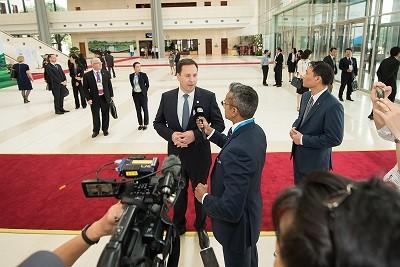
295, 49, 312, 111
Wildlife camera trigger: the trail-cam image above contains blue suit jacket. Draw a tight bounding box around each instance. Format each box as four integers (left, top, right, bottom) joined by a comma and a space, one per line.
204, 122, 267, 253
291, 90, 344, 180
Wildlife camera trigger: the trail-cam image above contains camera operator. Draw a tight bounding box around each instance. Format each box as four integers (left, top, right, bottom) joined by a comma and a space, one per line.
18, 202, 124, 267
370, 82, 400, 188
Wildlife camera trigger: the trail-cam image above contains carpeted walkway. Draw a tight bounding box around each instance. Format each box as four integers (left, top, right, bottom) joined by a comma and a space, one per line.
0, 151, 395, 231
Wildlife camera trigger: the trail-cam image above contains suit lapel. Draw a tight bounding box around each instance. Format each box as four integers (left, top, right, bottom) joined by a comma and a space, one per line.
171, 89, 181, 130
217, 123, 253, 157
301, 91, 329, 127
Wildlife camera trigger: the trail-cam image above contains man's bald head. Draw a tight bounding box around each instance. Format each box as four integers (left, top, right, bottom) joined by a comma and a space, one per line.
91, 58, 102, 71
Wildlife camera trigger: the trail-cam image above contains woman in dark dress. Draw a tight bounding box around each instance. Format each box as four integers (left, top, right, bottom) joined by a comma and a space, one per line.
287, 48, 297, 82
12, 55, 34, 103
68, 54, 86, 109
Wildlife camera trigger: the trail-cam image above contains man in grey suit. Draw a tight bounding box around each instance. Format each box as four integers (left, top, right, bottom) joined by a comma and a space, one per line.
290, 61, 344, 184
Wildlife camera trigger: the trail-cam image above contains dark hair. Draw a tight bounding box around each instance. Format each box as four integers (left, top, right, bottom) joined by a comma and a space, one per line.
390, 46, 400, 57
277, 47, 282, 52
264, 50, 268, 54
329, 47, 337, 52
345, 48, 352, 52
133, 61, 141, 68
277, 172, 400, 267
176, 58, 198, 75
297, 50, 303, 57
70, 54, 78, 60
309, 61, 334, 85
228, 83, 258, 119
293, 48, 297, 54
107, 51, 111, 54
300, 49, 312, 60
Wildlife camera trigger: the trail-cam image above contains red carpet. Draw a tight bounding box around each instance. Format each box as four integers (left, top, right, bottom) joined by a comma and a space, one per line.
0, 151, 395, 231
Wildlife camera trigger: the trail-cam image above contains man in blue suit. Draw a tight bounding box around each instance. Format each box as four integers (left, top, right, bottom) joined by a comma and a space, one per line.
290, 61, 344, 184
195, 83, 267, 267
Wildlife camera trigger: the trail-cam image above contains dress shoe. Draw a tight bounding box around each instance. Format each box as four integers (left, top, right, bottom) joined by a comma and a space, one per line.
273, 84, 277, 86
198, 230, 210, 249
75, 106, 80, 109
142, 125, 148, 130
263, 83, 268, 86
177, 227, 186, 236
82, 105, 87, 109
138, 125, 143, 130
339, 97, 344, 102
103, 131, 109, 136
55, 111, 64, 115
92, 132, 99, 138
61, 110, 70, 113
368, 113, 374, 120
346, 97, 354, 101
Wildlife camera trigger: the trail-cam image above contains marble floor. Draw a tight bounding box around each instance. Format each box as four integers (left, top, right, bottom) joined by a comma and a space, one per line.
0, 56, 393, 266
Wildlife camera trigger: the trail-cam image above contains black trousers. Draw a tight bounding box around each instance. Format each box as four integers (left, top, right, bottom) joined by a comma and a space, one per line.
132, 92, 149, 125
51, 85, 64, 113
262, 65, 269, 85
274, 64, 283, 85
107, 66, 116, 78
338, 74, 354, 99
223, 245, 258, 267
90, 96, 109, 133
173, 164, 208, 231
72, 81, 86, 108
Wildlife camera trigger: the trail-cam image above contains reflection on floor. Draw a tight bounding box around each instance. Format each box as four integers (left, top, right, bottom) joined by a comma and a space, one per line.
0, 56, 393, 266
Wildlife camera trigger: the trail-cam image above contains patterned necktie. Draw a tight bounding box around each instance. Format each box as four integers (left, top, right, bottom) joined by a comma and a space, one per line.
96, 71, 101, 82
182, 94, 189, 130
301, 96, 314, 126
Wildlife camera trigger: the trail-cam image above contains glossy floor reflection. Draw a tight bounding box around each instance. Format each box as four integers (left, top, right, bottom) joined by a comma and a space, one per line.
0, 56, 393, 266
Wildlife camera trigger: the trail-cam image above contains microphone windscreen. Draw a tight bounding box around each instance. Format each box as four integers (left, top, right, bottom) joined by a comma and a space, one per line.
18, 251, 64, 267
161, 155, 181, 177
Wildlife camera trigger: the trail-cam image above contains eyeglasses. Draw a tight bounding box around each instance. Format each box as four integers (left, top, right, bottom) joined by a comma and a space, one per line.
221, 100, 237, 109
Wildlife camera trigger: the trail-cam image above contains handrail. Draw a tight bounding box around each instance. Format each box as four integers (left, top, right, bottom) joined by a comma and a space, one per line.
29, 36, 69, 57
4, 54, 17, 62
0, 29, 14, 39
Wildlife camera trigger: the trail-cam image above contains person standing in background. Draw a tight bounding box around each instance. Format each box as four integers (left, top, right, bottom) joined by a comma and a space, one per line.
287, 48, 297, 83
129, 62, 150, 130
68, 54, 86, 109
323, 47, 338, 93
105, 51, 116, 78
168, 50, 176, 75
295, 49, 312, 111
174, 49, 181, 75
78, 53, 88, 71
12, 55, 34, 103
274, 48, 284, 87
338, 48, 358, 102
261, 50, 271, 86
46, 54, 68, 114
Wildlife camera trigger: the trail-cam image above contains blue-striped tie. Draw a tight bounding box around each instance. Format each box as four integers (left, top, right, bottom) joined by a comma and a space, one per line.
182, 94, 189, 130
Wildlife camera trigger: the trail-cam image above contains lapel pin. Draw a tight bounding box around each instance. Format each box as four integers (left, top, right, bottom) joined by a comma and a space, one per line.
196, 100, 199, 104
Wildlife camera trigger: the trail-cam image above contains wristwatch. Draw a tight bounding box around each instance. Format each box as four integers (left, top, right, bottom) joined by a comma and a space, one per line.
81, 224, 99, 245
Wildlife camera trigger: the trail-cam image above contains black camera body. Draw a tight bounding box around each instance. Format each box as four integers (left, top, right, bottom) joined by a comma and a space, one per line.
81, 155, 183, 267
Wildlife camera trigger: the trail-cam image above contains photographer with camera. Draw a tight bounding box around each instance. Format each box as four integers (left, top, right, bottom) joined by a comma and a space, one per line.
18, 202, 124, 267
370, 82, 400, 188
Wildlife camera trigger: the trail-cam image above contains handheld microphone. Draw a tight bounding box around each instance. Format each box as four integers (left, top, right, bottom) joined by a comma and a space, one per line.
159, 155, 182, 196
192, 105, 207, 140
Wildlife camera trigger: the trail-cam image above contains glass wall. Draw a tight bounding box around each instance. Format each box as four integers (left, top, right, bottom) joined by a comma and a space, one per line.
269, 0, 400, 99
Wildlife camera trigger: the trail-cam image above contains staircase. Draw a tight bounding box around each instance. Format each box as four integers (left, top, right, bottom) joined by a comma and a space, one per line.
0, 30, 69, 70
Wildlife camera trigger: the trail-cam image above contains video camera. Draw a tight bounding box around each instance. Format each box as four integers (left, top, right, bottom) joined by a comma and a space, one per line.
81, 155, 183, 267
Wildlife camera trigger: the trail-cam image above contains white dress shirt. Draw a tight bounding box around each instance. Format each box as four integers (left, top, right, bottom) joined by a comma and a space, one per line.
93, 70, 104, 95
177, 87, 195, 128
133, 73, 142, 93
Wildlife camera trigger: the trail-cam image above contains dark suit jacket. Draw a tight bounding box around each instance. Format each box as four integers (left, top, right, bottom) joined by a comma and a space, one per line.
204, 121, 267, 253
153, 87, 224, 173
292, 90, 344, 176
105, 54, 114, 67
174, 53, 181, 64
275, 53, 283, 66
377, 56, 400, 90
82, 69, 114, 103
129, 72, 149, 96
323, 55, 338, 74
68, 62, 84, 85
339, 57, 358, 77
45, 63, 66, 89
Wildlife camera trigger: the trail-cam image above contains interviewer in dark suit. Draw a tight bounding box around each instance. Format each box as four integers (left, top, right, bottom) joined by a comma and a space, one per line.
323, 47, 338, 93
129, 62, 150, 130
153, 58, 225, 249
290, 61, 344, 184
195, 83, 267, 267
83, 58, 114, 138
45, 54, 68, 114
338, 48, 358, 101
274, 47, 284, 87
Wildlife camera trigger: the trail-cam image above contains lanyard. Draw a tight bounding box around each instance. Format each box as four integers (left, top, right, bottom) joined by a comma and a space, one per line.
233, 118, 254, 134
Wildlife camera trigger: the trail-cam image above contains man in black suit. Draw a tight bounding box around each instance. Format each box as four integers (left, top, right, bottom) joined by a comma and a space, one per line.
129, 62, 149, 130
83, 58, 114, 138
174, 49, 180, 75
338, 48, 358, 101
153, 58, 225, 249
45, 54, 69, 115
290, 61, 344, 184
105, 51, 116, 78
369, 46, 400, 120
274, 47, 284, 87
195, 83, 267, 267
323, 47, 338, 93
